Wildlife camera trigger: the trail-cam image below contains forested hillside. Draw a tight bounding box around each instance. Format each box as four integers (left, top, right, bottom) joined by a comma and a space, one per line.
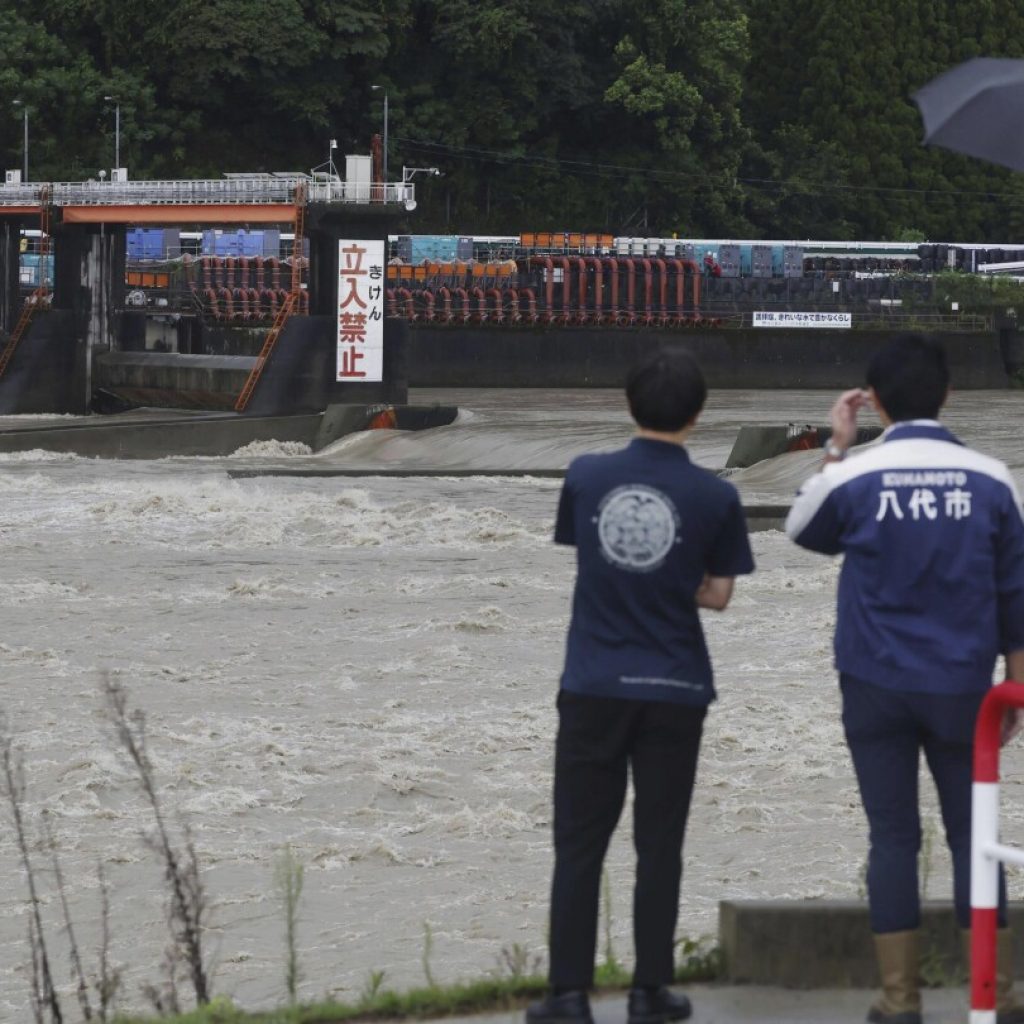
5, 0, 1024, 239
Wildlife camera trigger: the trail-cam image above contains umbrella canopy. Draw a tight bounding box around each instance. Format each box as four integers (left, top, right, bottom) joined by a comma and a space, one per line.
913, 57, 1024, 172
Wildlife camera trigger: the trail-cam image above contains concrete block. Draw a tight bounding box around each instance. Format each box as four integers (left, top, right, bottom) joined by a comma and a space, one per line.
719, 900, 1024, 988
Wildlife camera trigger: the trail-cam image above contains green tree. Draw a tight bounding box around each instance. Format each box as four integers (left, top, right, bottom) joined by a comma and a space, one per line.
744, 0, 1024, 240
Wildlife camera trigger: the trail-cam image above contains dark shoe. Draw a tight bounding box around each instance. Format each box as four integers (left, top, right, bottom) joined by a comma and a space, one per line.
526, 990, 593, 1024
627, 986, 692, 1024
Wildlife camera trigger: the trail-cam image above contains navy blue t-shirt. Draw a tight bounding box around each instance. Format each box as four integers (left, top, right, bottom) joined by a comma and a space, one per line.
555, 437, 755, 706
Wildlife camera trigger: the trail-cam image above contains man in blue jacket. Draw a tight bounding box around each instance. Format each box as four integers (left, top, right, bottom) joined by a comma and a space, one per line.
786, 334, 1024, 1024
528, 350, 754, 1024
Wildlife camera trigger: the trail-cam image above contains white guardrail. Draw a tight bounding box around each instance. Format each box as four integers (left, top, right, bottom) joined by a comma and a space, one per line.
0, 177, 415, 207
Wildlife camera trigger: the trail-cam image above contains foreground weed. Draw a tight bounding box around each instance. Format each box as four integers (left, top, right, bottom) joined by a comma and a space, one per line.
104, 673, 210, 1007
421, 921, 438, 988
493, 943, 543, 981
274, 845, 305, 1005
359, 968, 387, 1003
0, 714, 63, 1023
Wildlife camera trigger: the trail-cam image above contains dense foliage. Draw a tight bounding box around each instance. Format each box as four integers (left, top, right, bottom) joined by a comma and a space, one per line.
5, 0, 1024, 239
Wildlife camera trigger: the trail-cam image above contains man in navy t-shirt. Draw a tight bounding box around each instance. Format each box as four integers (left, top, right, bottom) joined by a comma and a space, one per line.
528, 350, 754, 1024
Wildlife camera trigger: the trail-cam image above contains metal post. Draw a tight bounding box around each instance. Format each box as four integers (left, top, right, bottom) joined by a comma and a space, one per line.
969, 681, 1024, 1024
104, 95, 120, 172
372, 85, 389, 196
383, 92, 389, 187
22, 107, 28, 182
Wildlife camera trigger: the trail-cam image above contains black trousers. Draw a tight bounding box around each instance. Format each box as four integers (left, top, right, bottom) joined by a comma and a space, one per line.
548, 689, 706, 990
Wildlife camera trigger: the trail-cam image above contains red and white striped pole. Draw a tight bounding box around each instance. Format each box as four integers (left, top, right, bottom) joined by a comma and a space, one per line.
970, 681, 1024, 1024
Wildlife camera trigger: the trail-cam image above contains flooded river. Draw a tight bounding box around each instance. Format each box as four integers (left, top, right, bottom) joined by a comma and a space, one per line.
0, 387, 1022, 1019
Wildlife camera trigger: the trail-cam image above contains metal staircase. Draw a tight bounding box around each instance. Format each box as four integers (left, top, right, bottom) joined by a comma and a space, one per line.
234, 182, 306, 412
0, 187, 51, 380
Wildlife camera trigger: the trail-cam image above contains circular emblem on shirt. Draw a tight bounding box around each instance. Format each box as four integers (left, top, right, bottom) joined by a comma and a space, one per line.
596, 484, 680, 572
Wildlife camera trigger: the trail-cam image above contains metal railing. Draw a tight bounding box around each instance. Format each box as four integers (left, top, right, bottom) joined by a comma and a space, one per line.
0, 183, 44, 205
0, 177, 415, 208
970, 680, 1024, 1024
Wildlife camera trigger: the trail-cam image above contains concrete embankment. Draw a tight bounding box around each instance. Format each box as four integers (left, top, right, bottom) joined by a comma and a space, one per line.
720, 900, 1024, 987
407, 326, 1011, 389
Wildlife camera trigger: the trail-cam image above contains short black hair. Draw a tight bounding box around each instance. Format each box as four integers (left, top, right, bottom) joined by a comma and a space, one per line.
865, 334, 949, 422
626, 349, 707, 432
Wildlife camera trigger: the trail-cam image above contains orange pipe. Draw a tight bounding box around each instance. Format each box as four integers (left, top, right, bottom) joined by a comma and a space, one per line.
486, 287, 504, 323
519, 287, 537, 323
437, 286, 453, 322
395, 287, 414, 320
652, 258, 667, 323
682, 258, 701, 313
639, 258, 652, 320
470, 286, 487, 322
617, 258, 636, 321
503, 288, 520, 323
528, 256, 555, 321
666, 259, 684, 315
556, 256, 571, 321
601, 257, 618, 323
587, 257, 604, 322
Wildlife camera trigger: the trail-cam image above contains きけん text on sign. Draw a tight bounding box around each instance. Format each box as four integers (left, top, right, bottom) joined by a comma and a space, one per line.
336, 239, 386, 382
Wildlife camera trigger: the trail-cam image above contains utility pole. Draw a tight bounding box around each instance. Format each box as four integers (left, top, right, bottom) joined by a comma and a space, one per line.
104, 96, 120, 169
371, 86, 389, 184
12, 100, 27, 181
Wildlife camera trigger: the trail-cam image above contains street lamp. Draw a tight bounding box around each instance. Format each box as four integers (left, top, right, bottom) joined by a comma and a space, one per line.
104, 95, 120, 171
398, 167, 440, 212
11, 100, 27, 182
371, 85, 388, 184
401, 166, 441, 182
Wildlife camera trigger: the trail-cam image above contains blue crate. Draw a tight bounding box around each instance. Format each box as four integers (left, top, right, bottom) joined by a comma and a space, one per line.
142, 229, 164, 260
127, 228, 145, 259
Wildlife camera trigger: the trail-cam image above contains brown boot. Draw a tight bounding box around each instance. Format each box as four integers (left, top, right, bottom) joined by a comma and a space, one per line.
961, 928, 1024, 1024
868, 930, 922, 1024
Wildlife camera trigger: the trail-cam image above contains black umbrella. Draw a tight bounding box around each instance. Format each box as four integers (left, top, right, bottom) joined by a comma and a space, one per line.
913, 57, 1024, 171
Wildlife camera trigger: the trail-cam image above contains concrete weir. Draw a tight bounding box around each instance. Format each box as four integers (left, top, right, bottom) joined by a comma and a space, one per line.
0, 402, 458, 458
720, 900, 1024, 988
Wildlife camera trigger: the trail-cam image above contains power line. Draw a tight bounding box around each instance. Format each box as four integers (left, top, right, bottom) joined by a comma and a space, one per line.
394, 135, 1024, 204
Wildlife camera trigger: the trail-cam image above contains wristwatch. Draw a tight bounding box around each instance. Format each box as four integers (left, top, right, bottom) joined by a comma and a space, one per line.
824, 442, 847, 461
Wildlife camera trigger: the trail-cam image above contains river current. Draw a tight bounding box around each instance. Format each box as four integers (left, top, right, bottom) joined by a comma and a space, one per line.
0, 387, 1022, 1019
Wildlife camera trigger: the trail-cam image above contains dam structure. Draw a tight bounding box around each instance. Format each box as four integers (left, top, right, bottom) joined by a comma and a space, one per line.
0, 171, 417, 440
0, 172, 1019, 447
